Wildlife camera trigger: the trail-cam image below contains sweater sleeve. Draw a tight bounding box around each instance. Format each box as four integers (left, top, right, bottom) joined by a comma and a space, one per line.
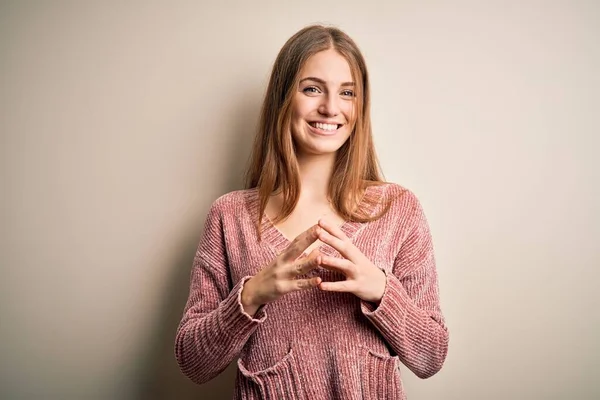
174, 200, 267, 385
360, 193, 449, 379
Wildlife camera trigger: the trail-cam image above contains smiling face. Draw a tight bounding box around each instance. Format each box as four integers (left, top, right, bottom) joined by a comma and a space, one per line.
290, 48, 356, 157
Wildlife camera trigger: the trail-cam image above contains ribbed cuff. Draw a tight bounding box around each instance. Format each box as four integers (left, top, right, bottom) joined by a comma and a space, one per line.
218, 276, 267, 341
360, 270, 410, 329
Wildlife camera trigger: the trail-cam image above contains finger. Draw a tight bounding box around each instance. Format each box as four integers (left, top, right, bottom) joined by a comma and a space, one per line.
292, 249, 322, 276
318, 217, 349, 241
289, 276, 322, 292
281, 225, 321, 262
317, 229, 358, 261
319, 280, 354, 293
318, 255, 353, 275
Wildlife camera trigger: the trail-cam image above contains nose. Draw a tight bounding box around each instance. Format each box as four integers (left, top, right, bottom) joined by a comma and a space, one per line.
318, 93, 340, 117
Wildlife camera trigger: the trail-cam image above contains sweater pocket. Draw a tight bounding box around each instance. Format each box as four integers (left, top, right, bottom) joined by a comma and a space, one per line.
362, 349, 405, 400
237, 348, 305, 400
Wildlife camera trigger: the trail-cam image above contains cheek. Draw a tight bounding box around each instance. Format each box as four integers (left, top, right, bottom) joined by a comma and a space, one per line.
294, 95, 322, 120
291, 101, 306, 137
342, 102, 357, 126
292, 96, 306, 119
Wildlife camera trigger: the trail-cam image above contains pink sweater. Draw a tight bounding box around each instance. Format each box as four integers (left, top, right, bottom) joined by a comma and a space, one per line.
175, 183, 449, 399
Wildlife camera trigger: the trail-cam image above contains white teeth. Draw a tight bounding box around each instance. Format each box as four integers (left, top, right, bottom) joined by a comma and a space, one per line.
313, 122, 338, 131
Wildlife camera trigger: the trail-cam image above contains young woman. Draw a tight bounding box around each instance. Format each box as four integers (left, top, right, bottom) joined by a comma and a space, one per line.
175, 25, 449, 399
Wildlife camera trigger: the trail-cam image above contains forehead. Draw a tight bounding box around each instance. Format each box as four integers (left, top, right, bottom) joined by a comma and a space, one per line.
299, 49, 353, 83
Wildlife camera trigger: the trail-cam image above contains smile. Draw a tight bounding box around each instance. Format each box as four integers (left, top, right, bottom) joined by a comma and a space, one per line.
308, 121, 343, 135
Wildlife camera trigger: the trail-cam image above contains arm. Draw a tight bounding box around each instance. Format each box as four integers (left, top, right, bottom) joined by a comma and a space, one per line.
360, 195, 449, 379
174, 201, 266, 385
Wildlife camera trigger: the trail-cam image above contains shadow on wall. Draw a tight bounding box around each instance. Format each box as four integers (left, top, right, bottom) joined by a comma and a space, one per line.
136, 93, 261, 399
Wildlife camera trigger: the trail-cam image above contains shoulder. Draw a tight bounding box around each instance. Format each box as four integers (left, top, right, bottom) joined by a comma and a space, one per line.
211, 188, 255, 209
371, 181, 422, 210
199, 189, 257, 239
370, 181, 428, 224
205, 188, 258, 221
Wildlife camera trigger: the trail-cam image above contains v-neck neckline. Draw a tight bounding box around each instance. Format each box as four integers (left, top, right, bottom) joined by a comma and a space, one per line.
244, 184, 385, 257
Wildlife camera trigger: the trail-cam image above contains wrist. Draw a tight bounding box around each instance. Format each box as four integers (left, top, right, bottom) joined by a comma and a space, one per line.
371, 270, 387, 305
241, 278, 260, 315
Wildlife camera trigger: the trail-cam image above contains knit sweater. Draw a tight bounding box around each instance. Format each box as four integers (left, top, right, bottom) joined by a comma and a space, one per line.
175, 183, 449, 399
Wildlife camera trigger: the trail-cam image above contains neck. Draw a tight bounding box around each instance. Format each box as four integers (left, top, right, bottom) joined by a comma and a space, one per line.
295, 151, 336, 202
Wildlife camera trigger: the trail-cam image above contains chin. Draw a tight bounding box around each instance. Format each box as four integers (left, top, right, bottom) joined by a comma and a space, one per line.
305, 146, 342, 156
299, 138, 349, 156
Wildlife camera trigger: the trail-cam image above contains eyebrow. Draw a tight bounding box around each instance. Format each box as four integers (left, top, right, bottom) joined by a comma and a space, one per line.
299, 77, 355, 87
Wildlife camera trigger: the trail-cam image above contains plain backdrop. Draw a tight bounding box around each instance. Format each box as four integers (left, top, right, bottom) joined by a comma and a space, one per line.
1, 1, 599, 399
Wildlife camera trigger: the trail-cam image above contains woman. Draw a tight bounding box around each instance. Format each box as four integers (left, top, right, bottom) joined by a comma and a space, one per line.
175, 25, 449, 399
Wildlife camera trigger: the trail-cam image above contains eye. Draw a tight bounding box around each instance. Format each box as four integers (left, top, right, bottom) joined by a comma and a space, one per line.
341, 89, 355, 97
302, 86, 321, 94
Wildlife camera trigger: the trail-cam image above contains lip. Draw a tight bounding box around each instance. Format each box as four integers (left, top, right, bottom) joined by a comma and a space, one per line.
310, 120, 343, 125
307, 121, 343, 136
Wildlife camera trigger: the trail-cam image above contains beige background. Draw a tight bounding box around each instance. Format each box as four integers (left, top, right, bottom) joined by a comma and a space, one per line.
1, 1, 599, 399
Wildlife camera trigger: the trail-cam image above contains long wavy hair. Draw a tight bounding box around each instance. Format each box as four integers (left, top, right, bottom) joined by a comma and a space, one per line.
245, 25, 390, 232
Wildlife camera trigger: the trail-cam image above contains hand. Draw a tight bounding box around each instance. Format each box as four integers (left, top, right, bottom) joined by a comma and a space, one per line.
241, 225, 323, 316
316, 217, 387, 303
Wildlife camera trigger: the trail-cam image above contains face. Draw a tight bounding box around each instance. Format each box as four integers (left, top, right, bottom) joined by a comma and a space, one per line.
290, 48, 356, 157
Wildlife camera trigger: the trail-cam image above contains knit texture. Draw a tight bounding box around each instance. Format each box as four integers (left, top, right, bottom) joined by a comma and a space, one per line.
175, 183, 449, 399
